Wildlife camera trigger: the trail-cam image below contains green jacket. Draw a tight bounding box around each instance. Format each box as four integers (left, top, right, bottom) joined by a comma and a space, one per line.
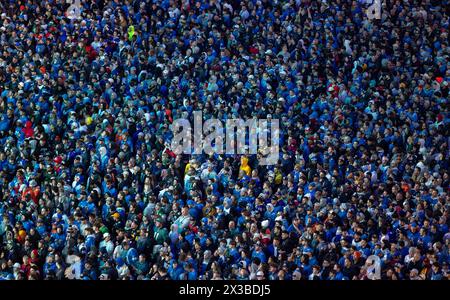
153, 226, 168, 245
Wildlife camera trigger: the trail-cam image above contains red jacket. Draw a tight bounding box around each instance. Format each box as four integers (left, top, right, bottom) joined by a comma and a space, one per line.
22, 121, 34, 138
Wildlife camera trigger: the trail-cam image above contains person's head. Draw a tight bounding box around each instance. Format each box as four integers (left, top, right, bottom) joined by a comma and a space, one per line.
432, 262, 440, 273
13, 263, 21, 272
256, 271, 265, 280
333, 264, 341, 272
312, 265, 321, 274
344, 258, 352, 267
410, 269, 419, 279
181, 206, 189, 216
123, 241, 130, 249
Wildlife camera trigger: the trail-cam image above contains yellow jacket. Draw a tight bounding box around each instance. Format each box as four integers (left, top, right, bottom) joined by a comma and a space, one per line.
240, 156, 251, 176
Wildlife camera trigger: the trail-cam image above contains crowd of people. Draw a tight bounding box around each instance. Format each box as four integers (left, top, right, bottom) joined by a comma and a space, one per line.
0, 0, 449, 280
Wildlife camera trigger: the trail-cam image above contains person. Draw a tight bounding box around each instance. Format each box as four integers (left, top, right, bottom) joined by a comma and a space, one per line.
153, 218, 168, 255
256, 271, 265, 280
173, 207, 191, 233
309, 265, 322, 280
99, 232, 114, 255
429, 262, 444, 280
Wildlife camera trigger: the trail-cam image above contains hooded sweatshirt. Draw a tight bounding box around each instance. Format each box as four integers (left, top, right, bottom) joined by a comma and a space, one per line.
240, 156, 251, 176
